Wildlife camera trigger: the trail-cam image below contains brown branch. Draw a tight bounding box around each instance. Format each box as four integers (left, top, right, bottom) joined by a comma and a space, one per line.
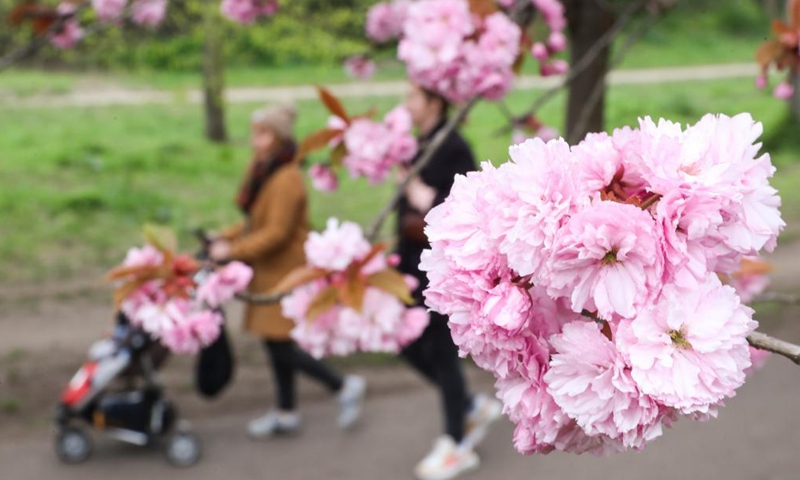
568, 8, 659, 140
747, 331, 800, 365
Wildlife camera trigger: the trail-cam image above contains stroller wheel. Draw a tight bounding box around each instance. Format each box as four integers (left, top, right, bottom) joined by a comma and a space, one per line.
165, 431, 202, 468
55, 427, 92, 464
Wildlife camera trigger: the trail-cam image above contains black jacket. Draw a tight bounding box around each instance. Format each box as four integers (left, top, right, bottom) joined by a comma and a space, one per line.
395, 120, 477, 302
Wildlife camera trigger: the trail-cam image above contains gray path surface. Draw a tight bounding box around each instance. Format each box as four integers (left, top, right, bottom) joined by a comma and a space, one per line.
2, 63, 758, 108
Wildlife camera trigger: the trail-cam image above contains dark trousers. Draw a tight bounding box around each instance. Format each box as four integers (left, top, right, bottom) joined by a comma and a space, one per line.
401, 313, 472, 443
263, 340, 344, 411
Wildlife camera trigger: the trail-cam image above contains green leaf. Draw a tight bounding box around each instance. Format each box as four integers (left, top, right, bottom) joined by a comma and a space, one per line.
143, 223, 177, 253
306, 286, 339, 321
366, 269, 414, 305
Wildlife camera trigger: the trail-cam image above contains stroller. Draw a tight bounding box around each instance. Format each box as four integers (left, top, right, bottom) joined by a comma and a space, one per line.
54, 230, 234, 467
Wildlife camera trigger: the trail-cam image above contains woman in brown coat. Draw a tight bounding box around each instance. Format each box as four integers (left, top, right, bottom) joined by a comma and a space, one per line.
210, 104, 365, 438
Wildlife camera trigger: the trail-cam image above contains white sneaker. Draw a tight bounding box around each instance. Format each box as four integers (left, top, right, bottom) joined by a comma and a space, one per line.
414, 436, 480, 480
337, 375, 366, 430
461, 393, 502, 450
247, 410, 301, 438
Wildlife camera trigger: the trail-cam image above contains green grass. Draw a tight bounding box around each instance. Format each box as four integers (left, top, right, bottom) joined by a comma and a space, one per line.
0, 1, 772, 95
1, 76, 799, 286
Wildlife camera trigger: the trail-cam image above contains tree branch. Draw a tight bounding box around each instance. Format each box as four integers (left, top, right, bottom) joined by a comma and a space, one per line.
495, 0, 649, 136
0, 5, 107, 74
747, 331, 800, 365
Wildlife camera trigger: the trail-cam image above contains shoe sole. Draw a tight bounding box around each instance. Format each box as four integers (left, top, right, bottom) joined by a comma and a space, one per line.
415, 456, 480, 480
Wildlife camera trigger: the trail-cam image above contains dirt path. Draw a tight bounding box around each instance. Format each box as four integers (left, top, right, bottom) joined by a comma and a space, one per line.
1, 63, 758, 108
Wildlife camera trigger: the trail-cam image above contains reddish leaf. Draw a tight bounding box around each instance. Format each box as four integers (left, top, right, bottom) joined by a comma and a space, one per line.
294, 128, 341, 163
734, 258, 774, 278
112, 279, 149, 308
7, 1, 54, 25
755, 40, 784, 68
468, 0, 498, 17
337, 264, 366, 312
317, 86, 350, 123
306, 286, 340, 320
338, 278, 366, 312
788, 0, 800, 29
366, 269, 414, 305
771, 19, 794, 38
358, 242, 387, 268
106, 263, 163, 281
272, 266, 329, 294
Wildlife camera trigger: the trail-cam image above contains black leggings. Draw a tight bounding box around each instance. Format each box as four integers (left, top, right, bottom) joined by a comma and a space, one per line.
401, 313, 472, 443
264, 340, 344, 411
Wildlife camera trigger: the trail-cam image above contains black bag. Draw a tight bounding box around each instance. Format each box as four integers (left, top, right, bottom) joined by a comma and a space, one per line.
195, 323, 235, 398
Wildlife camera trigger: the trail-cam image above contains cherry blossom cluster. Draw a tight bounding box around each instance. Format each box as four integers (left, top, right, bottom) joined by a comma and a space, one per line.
421, 113, 784, 454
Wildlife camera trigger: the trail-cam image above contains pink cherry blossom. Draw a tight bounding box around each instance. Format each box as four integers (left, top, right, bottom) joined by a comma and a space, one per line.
545, 321, 664, 449
92, 0, 127, 22
220, 0, 277, 24
344, 55, 377, 80
495, 138, 580, 280
755, 75, 767, 90
547, 31, 567, 51
309, 164, 339, 192
51, 3, 84, 49
531, 42, 549, 61
398, 1, 520, 102
616, 276, 757, 414
197, 261, 253, 308
305, 218, 371, 271
130, 0, 167, 27
546, 201, 664, 320
773, 81, 794, 100
282, 273, 430, 358
338, 106, 417, 185
366, 0, 410, 43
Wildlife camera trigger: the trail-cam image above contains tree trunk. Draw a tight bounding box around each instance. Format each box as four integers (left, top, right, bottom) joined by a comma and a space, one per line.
564, 0, 617, 144
202, 0, 227, 143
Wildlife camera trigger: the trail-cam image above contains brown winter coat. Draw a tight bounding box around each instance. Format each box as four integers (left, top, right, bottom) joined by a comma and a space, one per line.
222, 163, 309, 340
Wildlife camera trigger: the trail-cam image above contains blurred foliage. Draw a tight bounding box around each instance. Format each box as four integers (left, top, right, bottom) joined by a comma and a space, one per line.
0, 0, 375, 71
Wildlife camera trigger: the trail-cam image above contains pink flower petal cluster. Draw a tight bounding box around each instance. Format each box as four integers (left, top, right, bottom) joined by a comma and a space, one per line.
312, 106, 417, 191
51, 3, 84, 50
115, 245, 252, 355
422, 113, 780, 455
220, 0, 278, 24
366, 0, 410, 43
528, 0, 568, 75
197, 261, 253, 308
92, 0, 127, 22
344, 55, 377, 80
283, 219, 430, 357
398, 0, 521, 102
130, 0, 168, 27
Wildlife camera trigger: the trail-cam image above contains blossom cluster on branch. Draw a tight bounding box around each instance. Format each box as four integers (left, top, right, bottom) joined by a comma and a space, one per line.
279, 219, 430, 358
421, 113, 784, 454
755, 0, 800, 100
107, 228, 252, 355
